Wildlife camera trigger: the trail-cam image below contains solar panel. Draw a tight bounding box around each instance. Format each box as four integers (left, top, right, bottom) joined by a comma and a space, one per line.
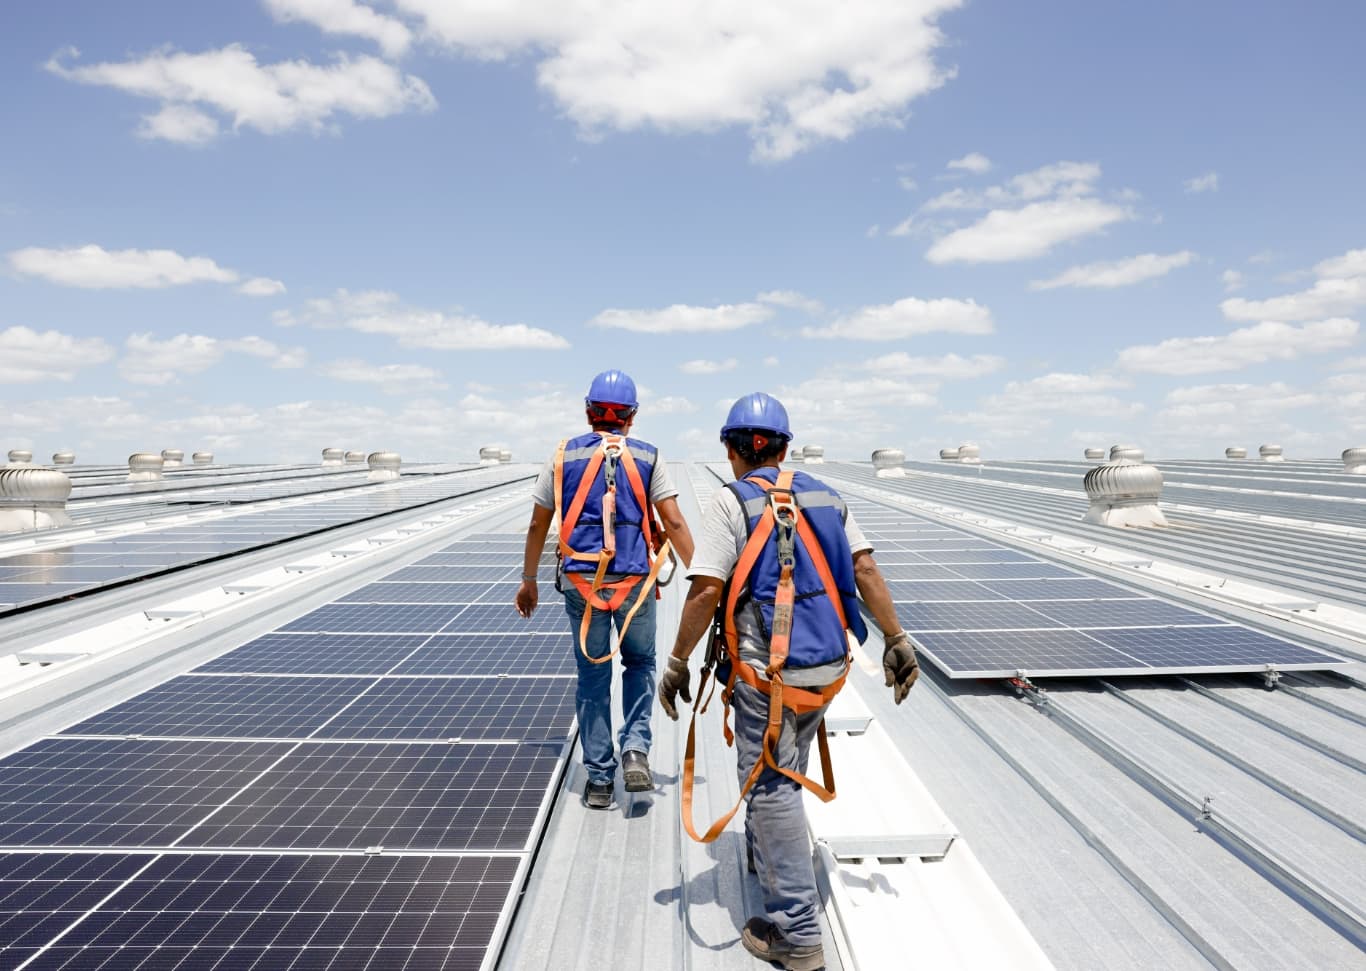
18, 853, 520, 970
901, 601, 1074, 631
442, 603, 568, 634
338, 581, 520, 605
1091, 626, 1342, 669
311, 677, 576, 742
978, 578, 1140, 600
393, 634, 577, 677
0, 738, 293, 847
386, 565, 518, 582
279, 603, 470, 634
58, 676, 372, 739
0, 853, 150, 966
194, 633, 432, 675
1027, 599, 1220, 628
180, 742, 563, 851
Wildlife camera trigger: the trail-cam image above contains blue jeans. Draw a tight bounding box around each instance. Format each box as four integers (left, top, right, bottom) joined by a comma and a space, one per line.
734, 678, 830, 947
562, 584, 657, 785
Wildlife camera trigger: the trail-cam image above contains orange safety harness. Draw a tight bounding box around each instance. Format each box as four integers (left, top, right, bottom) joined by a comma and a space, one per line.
681, 469, 851, 843
553, 434, 674, 664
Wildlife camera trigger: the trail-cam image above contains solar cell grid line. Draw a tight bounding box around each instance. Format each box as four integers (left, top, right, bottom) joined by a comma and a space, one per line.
1030, 599, 1228, 629
979, 578, 1142, 600
393, 634, 577, 677
443, 603, 568, 634
337, 581, 522, 605
901, 601, 1073, 632
193, 634, 434, 676
0, 853, 151, 967
57, 676, 374, 739
312, 677, 577, 742
179, 742, 564, 852
387, 565, 519, 583
0, 738, 294, 848
913, 629, 1146, 676
1090, 626, 1345, 669
278, 603, 471, 634
16, 853, 521, 971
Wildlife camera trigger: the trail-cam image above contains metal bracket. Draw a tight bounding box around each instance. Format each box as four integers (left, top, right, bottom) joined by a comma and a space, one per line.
1262, 666, 1281, 690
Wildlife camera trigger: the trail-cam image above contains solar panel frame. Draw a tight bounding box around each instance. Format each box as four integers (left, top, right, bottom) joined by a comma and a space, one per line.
193, 633, 433, 676
392, 634, 577, 677
279, 603, 471, 634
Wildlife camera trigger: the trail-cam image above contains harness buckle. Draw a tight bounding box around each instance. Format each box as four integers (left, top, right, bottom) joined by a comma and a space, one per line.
768, 490, 798, 568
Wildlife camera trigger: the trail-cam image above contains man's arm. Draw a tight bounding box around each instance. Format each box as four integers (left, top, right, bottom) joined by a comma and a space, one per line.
515, 503, 554, 618
658, 575, 723, 719
853, 550, 920, 702
654, 496, 695, 568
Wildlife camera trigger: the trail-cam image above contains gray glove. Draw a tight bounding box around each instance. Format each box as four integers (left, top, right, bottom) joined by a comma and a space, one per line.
658, 655, 691, 721
883, 632, 919, 704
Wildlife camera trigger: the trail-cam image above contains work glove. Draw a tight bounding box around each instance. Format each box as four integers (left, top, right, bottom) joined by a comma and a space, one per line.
658, 655, 692, 721
883, 631, 919, 704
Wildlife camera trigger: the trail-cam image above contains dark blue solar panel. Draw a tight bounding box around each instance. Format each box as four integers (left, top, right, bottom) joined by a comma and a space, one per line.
311, 677, 576, 742
913, 629, 1143, 675
195, 634, 431, 675
386, 564, 517, 582
180, 742, 562, 851
0, 738, 292, 847
441, 603, 567, 634
59, 676, 371, 739
978, 578, 1140, 600
1091, 626, 1343, 669
935, 562, 1084, 580
392, 635, 577, 677
885, 580, 1002, 602
1029, 600, 1221, 628
0, 853, 150, 966
338, 581, 520, 605
901, 601, 1069, 631
279, 603, 469, 634
21, 853, 518, 970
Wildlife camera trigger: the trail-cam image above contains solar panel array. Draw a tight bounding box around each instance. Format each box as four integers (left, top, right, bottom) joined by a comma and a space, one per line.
0, 467, 533, 614
0, 529, 574, 969
826, 483, 1348, 679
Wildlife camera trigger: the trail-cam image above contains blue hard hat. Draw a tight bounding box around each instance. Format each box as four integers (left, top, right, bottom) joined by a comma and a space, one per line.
720, 392, 792, 442
586, 369, 638, 408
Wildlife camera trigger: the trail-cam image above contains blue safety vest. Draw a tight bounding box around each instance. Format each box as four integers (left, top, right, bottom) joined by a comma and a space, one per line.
557, 431, 657, 576
726, 467, 868, 668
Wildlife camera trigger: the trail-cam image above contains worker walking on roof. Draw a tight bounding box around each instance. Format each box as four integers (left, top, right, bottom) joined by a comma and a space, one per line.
516, 369, 695, 810
658, 392, 918, 971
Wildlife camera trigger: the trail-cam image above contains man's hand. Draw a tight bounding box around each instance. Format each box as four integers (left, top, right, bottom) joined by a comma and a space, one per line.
883, 632, 919, 704
515, 580, 538, 618
658, 655, 691, 720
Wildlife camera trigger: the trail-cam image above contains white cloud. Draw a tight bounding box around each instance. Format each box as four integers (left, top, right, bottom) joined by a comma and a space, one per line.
1029, 250, 1196, 290
1116, 318, 1359, 375
774, 374, 939, 452
888, 215, 916, 237
801, 296, 992, 340
394, 0, 962, 161
862, 351, 1005, 379
679, 358, 738, 375
0, 326, 114, 383
591, 302, 772, 334
264, 0, 413, 58
644, 395, 699, 414
946, 151, 991, 174
922, 160, 1101, 211
763, 356, 780, 367
238, 276, 286, 296
1183, 171, 1219, 193
47, 44, 435, 143
1221, 247, 1366, 321
8, 244, 239, 288
278, 289, 569, 349
926, 196, 1131, 264
1221, 269, 1246, 292
319, 358, 446, 394
757, 290, 823, 314
119, 332, 308, 384
945, 372, 1142, 431
1157, 383, 1323, 432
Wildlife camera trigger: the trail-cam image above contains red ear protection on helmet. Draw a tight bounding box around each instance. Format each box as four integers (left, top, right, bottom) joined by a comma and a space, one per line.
752, 433, 769, 452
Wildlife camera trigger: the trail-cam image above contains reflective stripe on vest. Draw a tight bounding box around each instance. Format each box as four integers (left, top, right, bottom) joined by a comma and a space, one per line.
557, 431, 657, 575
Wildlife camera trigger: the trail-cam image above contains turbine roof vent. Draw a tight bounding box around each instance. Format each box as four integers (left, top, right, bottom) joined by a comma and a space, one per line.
1109, 444, 1144, 465
322, 447, 345, 466
1225, 447, 1248, 459
52, 450, 76, 466
161, 448, 185, 467
6, 449, 33, 466
479, 446, 502, 465
0, 466, 73, 533
192, 451, 214, 465
345, 451, 366, 464
367, 451, 401, 481
871, 448, 906, 477
1084, 448, 1106, 461
802, 444, 825, 463
1259, 443, 1284, 462
957, 443, 981, 464
1343, 447, 1366, 474
498, 448, 512, 464
939, 448, 960, 461
1083, 461, 1168, 528
127, 452, 164, 481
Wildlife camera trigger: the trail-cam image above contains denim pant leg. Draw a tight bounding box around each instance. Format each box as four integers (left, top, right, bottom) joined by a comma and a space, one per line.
563, 586, 617, 785
614, 592, 657, 756
732, 679, 830, 947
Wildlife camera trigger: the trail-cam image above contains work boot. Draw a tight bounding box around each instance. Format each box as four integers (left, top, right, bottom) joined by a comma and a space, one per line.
741, 918, 824, 971
584, 780, 613, 810
622, 750, 652, 792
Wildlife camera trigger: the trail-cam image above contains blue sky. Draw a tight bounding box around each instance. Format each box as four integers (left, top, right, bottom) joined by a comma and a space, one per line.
2, 0, 1364, 465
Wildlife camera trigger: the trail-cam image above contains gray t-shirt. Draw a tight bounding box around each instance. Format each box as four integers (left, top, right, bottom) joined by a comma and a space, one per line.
531, 435, 678, 510
687, 476, 873, 687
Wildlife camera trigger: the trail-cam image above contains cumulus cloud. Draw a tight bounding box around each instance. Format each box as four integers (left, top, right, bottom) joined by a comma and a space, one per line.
922, 161, 1102, 211
277, 289, 569, 350
944, 372, 1142, 431
888, 215, 916, 237
946, 151, 991, 174
679, 358, 738, 375
1221, 269, 1246, 292
1030, 250, 1197, 290
264, 0, 413, 58
393, 0, 962, 161
926, 197, 1131, 264
319, 358, 446, 394
46, 44, 435, 143
801, 296, 993, 340
757, 290, 823, 314
1183, 171, 1219, 193
8, 244, 238, 288
1220, 247, 1366, 321
0, 326, 114, 383
238, 276, 286, 296
1159, 381, 1321, 423
1116, 318, 1358, 375
119, 332, 308, 384
861, 351, 1005, 379
591, 302, 772, 334
774, 374, 939, 453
